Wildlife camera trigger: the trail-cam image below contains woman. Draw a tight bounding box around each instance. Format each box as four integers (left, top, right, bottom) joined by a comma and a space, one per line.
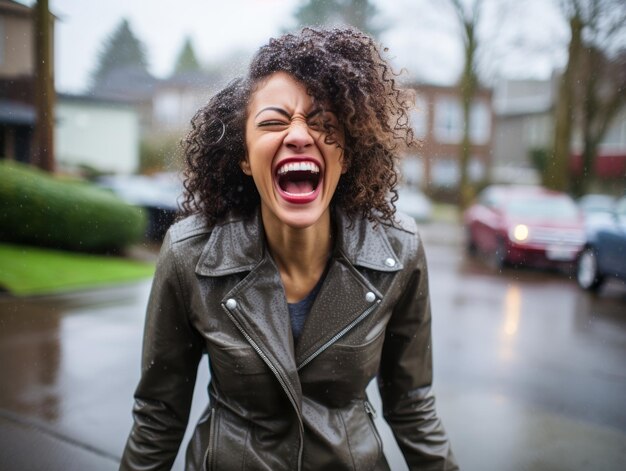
121, 27, 457, 470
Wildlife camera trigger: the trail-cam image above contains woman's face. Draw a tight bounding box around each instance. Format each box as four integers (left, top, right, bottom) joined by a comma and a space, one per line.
242, 72, 345, 230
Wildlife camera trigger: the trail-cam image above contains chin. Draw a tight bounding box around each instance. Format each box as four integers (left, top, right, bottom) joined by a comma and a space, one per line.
275, 206, 328, 230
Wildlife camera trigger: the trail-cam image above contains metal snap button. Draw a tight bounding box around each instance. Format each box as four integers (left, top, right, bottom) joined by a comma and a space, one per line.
225, 298, 237, 309
384, 257, 396, 267
365, 291, 376, 303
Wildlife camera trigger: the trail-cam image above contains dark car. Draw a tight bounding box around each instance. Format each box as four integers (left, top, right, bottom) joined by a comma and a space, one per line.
95, 173, 183, 240
464, 185, 586, 269
577, 196, 626, 291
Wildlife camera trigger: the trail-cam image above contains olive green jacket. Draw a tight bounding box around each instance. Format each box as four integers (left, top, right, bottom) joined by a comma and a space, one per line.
120, 209, 458, 470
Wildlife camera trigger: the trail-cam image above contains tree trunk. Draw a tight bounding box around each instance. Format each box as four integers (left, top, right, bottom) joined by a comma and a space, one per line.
458, 21, 477, 210
547, 15, 583, 191
576, 137, 599, 195
33, 0, 55, 172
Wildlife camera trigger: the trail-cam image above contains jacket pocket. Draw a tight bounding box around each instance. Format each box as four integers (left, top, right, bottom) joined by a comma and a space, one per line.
203, 407, 219, 471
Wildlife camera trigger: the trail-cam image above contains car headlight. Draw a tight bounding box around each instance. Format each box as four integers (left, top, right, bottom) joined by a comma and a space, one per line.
510, 224, 529, 242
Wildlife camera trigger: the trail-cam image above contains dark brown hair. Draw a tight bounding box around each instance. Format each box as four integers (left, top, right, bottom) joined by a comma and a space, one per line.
181, 27, 416, 227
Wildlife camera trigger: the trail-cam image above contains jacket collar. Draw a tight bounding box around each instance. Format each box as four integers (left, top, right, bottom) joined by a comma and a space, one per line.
195, 208, 403, 277
194, 208, 405, 410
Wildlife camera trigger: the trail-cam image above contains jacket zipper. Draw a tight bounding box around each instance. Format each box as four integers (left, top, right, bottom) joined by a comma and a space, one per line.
364, 400, 383, 460
203, 407, 217, 471
298, 299, 381, 371
221, 303, 304, 471
363, 400, 376, 419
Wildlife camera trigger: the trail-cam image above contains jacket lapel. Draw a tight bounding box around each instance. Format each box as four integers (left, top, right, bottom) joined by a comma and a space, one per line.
195, 211, 302, 407
295, 210, 402, 369
193, 209, 403, 394
294, 256, 381, 368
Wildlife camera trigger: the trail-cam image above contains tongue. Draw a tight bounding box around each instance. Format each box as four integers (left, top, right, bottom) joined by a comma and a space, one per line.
284, 180, 314, 194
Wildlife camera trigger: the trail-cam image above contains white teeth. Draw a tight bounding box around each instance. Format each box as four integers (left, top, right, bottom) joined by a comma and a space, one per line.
277, 161, 320, 175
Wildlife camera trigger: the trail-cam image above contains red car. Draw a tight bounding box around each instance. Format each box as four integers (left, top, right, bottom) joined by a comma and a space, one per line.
464, 185, 586, 269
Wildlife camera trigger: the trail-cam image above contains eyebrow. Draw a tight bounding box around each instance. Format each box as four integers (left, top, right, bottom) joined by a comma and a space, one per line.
254, 107, 290, 120
254, 107, 324, 120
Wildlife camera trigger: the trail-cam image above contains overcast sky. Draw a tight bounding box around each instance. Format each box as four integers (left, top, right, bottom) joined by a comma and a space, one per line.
19, 0, 569, 93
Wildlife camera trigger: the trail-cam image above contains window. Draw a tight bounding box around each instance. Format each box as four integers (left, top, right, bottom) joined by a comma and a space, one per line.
434, 97, 463, 144
600, 114, 626, 149
470, 100, 491, 145
431, 157, 459, 187
469, 157, 486, 181
411, 96, 428, 139
400, 155, 424, 186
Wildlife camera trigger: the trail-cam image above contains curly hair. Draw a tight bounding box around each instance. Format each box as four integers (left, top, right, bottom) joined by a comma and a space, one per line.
181, 27, 417, 227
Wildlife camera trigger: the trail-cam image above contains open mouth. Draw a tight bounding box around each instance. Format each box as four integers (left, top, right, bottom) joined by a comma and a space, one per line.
276, 161, 321, 198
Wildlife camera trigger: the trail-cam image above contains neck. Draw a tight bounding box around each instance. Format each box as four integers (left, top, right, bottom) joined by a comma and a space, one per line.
261, 207, 333, 302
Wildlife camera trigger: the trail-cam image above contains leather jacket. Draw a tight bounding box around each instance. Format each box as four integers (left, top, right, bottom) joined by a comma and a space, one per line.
121, 208, 458, 470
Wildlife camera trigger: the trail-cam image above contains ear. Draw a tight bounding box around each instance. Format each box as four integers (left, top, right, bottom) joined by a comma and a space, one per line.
340, 151, 349, 175
240, 159, 252, 176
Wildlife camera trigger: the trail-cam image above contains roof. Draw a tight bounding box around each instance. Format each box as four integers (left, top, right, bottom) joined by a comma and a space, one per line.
159, 70, 224, 89
90, 66, 158, 103
58, 92, 136, 108
0, 0, 32, 17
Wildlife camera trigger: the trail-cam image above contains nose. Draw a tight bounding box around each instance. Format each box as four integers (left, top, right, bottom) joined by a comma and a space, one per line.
284, 121, 314, 151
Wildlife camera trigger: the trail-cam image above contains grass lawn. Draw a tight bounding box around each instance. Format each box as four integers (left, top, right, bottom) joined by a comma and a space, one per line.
0, 243, 155, 296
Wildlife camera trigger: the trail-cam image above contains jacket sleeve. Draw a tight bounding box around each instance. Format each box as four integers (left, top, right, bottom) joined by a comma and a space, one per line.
378, 232, 459, 470
120, 232, 204, 470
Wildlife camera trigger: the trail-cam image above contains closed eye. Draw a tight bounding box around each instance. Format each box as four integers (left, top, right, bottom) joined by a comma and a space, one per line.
257, 120, 287, 127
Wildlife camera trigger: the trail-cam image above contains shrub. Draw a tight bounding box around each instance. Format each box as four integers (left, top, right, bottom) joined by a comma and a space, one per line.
0, 161, 147, 252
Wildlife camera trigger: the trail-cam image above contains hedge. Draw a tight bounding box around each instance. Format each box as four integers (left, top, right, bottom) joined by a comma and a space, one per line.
0, 161, 147, 252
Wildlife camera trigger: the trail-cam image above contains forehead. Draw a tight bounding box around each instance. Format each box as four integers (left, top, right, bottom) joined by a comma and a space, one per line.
248, 72, 313, 111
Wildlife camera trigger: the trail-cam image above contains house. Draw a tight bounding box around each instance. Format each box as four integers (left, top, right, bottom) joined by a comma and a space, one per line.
152, 69, 224, 134
0, 0, 46, 163
0, 0, 139, 175
89, 65, 158, 134
404, 82, 494, 193
493, 77, 626, 187
491, 79, 553, 184
0, 0, 37, 79
55, 94, 139, 174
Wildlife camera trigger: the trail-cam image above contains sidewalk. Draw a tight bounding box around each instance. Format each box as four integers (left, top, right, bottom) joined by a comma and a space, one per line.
418, 219, 464, 247
0, 413, 118, 471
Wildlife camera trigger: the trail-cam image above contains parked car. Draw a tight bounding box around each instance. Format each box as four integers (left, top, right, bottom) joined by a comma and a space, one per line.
577, 194, 616, 217
464, 185, 586, 269
95, 173, 183, 240
395, 186, 433, 222
577, 196, 626, 291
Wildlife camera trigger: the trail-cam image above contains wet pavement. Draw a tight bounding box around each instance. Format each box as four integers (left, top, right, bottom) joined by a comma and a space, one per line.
1, 221, 625, 470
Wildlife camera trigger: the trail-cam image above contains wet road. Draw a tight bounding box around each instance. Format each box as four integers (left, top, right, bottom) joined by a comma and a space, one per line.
0, 221, 625, 470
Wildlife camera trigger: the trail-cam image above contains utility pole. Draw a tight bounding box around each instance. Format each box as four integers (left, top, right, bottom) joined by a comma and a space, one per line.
33, 0, 55, 172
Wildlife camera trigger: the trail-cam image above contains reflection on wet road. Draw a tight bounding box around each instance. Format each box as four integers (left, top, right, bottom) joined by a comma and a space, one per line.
425, 241, 626, 471
0, 223, 625, 470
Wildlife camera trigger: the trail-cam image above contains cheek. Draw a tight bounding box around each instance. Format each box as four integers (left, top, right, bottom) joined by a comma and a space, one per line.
246, 135, 279, 168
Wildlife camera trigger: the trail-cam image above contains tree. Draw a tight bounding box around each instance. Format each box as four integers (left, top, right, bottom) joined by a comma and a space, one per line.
573, 46, 626, 195
33, 0, 55, 172
448, 0, 483, 209
91, 19, 149, 89
173, 37, 201, 74
549, 0, 626, 194
292, 0, 383, 37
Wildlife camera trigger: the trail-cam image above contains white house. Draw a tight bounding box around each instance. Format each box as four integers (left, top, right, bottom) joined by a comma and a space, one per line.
55, 94, 140, 174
